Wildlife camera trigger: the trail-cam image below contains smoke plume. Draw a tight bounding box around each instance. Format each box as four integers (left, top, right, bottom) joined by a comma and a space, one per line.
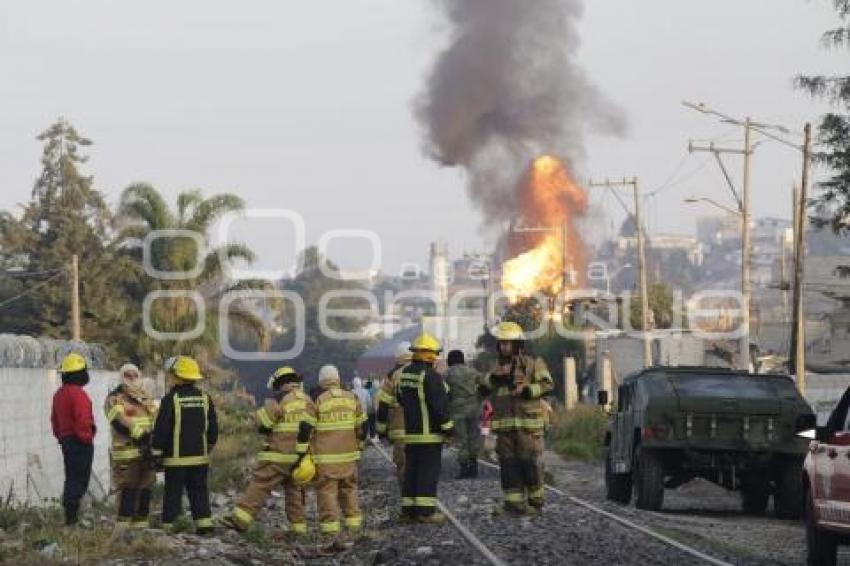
416, 0, 627, 226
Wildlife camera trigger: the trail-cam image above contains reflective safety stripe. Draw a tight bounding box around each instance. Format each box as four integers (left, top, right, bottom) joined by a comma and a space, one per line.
345, 515, 363, 529
301, 414, 317, 426
315, 421, 357, 431
495, 387, 512, 397
163, 455, 210, 467
107, 404, 125, 422
491, 418, 544, 431
319, 398, 358, 412
312, 452, 361, 464
440, 420, 454, 432
290, 522, 308, 534
528, 486, 545, 500
375, 422, 388, 434
233, 507, 254, 528
504, 490, 525, 503
195, 517, 214, 529
256, 408, 274, 429
377, 390, 396, 405
388, 430, 405, 441
282, 400, 307, 411
257, 451, 299, 464
295, 442, 309, 454
130, 519, 149, 529
414, 497, 436, 507
527, 384, 542, 398
271, 422, 299, 433
320, 520, 341, 534
401, 497, 415, 507
357, 414, 368, 425
403, 433, 444, 444
112, 447, 142, 461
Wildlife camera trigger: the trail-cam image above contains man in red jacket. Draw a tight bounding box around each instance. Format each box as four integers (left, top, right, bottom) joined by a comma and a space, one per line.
51, 353, 96, 526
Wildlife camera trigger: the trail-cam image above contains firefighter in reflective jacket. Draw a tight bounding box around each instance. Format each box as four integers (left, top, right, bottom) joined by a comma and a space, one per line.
105, 363, 157, 527
396, 333, 453, 524
222, 367, 315, 535
480, 322, 553, 515
151, 356, 218, 534
311, 365, 367, 543
375, 341, 412, 488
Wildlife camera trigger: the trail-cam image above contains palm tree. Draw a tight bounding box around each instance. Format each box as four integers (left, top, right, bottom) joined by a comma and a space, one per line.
117, 183, 270, 378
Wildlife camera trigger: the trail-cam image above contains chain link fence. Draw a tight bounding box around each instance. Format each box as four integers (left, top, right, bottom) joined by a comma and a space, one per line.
0, 334, 108, 369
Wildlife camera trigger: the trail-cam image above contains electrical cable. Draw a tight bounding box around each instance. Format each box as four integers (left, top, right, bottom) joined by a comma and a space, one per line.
0, 269, 67, 309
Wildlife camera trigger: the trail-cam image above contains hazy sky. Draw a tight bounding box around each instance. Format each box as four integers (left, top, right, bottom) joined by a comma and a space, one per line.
0, 1, 844, 276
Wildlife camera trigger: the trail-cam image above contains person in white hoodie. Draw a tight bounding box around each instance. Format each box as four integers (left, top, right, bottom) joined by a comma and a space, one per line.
351, 377, 375, 439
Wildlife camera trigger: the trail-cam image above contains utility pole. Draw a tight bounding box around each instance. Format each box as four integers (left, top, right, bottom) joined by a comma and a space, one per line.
71, 254, 81, 341
791, 123, 813, 394
687, 124, 753, 371
588, 177, 652, 367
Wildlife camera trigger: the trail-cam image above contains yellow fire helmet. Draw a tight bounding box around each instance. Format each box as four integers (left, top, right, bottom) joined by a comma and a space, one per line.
491, 321, 525, 341
267, 366, 299, 390
59, 352, 87, 374
165, 355, 203, 382
409, 333, 442, 353
292, 454, 316, 486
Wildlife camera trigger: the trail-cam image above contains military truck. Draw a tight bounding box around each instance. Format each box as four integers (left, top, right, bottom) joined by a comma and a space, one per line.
602, 366, 815, 518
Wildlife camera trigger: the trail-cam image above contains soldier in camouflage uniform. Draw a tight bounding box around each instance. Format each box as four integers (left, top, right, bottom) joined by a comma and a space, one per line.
480, 322, 554, 515
445, 350, 482, 479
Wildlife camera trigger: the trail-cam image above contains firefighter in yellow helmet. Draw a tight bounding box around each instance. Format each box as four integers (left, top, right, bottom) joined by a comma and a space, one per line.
151, 356, 218, 534
222, 367, 316, 536
396, 333, 453, 524
104, 363, 158, 528
480, 322, 553, 515
310, 365, 366, 548
375, 341, 412, 489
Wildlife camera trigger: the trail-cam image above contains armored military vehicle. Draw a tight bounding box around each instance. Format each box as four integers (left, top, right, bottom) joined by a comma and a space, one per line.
603, 366, 815, 518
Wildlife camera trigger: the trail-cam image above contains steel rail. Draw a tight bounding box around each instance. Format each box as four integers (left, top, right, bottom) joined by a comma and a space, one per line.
474, 456, 733, 566
371, 441, 507, 566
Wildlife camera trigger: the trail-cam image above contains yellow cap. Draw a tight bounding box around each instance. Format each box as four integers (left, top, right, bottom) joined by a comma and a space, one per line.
410, 333, 442, 353
60, 353, 87, 374
165, 356, 203, 382
292, 454, 316, 486
491, 321, 525, 341
267, 366, 299, 390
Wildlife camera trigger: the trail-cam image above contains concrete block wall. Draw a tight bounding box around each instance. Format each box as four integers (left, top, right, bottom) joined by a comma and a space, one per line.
0, 368, 119, 504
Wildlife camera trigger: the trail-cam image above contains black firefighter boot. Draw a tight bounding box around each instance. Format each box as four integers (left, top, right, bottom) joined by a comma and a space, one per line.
469, 460, 479, 479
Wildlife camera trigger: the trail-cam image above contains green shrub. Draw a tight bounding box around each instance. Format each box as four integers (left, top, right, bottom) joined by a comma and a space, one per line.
549, 404, 608, 461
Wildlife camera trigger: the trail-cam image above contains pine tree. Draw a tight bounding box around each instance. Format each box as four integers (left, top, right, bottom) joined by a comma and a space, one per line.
0, 119, 136, 356
797, 1, 850, 231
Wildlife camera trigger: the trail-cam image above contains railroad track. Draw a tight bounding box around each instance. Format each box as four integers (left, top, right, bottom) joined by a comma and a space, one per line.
371, 440, 732, 566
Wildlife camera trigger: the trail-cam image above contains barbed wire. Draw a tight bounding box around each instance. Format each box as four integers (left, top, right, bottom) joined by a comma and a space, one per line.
0, 334, 108, 369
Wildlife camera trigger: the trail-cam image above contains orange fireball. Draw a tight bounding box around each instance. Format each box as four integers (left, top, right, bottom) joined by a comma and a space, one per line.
501, 155, 587, 302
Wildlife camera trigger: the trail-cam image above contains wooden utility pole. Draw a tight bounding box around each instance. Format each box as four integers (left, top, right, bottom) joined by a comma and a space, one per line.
71, 254, 81, 341
588, 178, 652, 367
740, 119, 754, 371
687, 126, 753, 371
791, 124, 813, 394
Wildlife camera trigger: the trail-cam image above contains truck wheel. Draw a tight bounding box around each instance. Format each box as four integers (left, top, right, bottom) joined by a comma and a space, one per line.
774, 458, 803, 520
740, 475, 769, 515
633, 447, 664, 511
805, 487, 837, 566
605, 449, 632, 504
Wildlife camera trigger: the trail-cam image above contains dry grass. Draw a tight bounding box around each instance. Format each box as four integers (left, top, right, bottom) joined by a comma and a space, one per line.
549, 404, 608, 461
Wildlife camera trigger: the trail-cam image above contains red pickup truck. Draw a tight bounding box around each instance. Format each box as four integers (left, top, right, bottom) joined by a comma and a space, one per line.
802, 387, 850, 566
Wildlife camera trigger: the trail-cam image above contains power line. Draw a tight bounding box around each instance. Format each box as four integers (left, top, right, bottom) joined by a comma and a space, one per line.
0, 269, 67, 310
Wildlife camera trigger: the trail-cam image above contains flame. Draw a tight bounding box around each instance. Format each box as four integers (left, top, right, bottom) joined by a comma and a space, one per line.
501, 155, 588, 302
